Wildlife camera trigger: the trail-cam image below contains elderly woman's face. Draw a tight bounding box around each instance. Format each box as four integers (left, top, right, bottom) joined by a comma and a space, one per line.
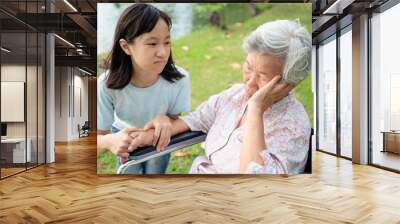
243, 52, 283, 99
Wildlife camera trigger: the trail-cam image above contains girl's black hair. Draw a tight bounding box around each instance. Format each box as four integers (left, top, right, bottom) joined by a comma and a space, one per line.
105, 3, 183, 89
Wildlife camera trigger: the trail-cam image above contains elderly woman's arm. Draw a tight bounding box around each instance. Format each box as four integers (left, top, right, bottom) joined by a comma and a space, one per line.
239, 76, 293, 173
128, 85, 238, 152
239, 107, 265, 172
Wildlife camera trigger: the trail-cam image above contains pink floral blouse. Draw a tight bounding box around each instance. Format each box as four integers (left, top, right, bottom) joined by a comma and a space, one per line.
180, 84, 310, 175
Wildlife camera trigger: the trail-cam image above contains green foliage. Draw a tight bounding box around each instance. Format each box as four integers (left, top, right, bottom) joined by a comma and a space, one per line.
194, 3, 227, 15
193, 3, 267, 30
295, 74, 314, 125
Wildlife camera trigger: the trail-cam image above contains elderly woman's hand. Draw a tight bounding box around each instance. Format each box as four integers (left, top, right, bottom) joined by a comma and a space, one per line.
127, 128, 158, 152
143, 115, 172, 151
248, 76, 294, 114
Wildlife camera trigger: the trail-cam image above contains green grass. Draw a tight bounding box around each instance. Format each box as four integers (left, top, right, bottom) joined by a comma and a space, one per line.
97, 150, 117, 174
97, 3, 312, 174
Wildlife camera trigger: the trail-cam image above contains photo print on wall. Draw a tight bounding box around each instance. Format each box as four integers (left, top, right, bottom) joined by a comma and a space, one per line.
96, 2, 313, 175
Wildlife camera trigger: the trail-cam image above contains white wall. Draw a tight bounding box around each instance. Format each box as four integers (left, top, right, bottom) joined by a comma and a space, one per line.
73, 72, 89, 137
54, 66, 68, 141
54, 67, 89, 141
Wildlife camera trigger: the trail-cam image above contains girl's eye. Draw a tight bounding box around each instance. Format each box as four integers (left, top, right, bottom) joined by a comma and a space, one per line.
164, 41, 171, 45
147, 43, 157, 46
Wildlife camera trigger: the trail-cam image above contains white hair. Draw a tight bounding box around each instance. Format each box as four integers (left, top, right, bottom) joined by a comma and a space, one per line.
242, 19, 311, 85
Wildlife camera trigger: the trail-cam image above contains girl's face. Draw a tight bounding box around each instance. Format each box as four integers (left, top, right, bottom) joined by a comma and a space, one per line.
120, 18, 171, 77
242, 52, 283, 99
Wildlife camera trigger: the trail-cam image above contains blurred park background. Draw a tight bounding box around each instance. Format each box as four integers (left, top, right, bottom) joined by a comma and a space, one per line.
97, 3, 312, 174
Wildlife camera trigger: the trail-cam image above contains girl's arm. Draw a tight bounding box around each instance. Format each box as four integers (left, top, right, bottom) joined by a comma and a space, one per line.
97, 130, 111, 153
97, 128, 141, 163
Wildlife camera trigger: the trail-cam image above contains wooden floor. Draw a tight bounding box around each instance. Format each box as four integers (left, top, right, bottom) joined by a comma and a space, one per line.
1, 135, 400, 223
1, 163, 45, 178
1, 167, 26, 178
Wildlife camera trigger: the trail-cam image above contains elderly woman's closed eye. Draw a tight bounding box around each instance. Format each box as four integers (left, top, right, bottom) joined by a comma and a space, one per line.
129, 20, 312, 175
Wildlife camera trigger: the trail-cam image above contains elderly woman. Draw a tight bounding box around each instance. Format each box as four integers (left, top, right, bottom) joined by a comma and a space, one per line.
128, 20, 311, 174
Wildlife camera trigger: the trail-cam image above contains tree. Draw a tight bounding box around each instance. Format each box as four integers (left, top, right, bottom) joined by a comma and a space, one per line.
247, 3, 261, 16
195, 3, 227, 29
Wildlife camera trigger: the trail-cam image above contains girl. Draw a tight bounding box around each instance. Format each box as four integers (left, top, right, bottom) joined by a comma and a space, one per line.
97, 4, 191, 174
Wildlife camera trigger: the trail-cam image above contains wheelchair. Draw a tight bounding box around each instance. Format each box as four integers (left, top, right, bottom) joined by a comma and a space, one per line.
117, 129, 313, 174
78, 121, 90, 138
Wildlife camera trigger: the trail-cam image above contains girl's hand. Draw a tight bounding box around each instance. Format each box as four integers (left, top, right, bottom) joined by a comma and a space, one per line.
108, 127, 141, 162
248, 76, 294, 115
143, 115, 172, 151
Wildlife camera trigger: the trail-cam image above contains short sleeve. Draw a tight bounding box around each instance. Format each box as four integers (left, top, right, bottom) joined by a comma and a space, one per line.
168, 68, 191, 115
97, 73, 115, 131
180, 84, 242, 133
180, 93, 219, 133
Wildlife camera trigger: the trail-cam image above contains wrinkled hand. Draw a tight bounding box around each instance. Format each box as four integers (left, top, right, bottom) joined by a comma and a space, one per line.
248, 76, 294, 114
143, 115, 172, 151
108, 127, 141, 164
127, 129, 156, 153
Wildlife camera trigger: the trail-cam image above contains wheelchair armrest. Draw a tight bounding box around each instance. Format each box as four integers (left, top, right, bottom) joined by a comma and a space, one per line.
117, 131, 206, 174
129, 131, 206, 161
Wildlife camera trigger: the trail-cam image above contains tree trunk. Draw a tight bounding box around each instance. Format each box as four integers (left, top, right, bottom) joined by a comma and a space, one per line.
247, 3, 261, 16
209, 11, 221, 27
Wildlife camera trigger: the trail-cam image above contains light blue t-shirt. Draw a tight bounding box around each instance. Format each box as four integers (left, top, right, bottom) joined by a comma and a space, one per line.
97, 67, 191, 131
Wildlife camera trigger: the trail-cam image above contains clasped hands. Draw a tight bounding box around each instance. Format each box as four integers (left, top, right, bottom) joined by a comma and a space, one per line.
110, 115, 172, 163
